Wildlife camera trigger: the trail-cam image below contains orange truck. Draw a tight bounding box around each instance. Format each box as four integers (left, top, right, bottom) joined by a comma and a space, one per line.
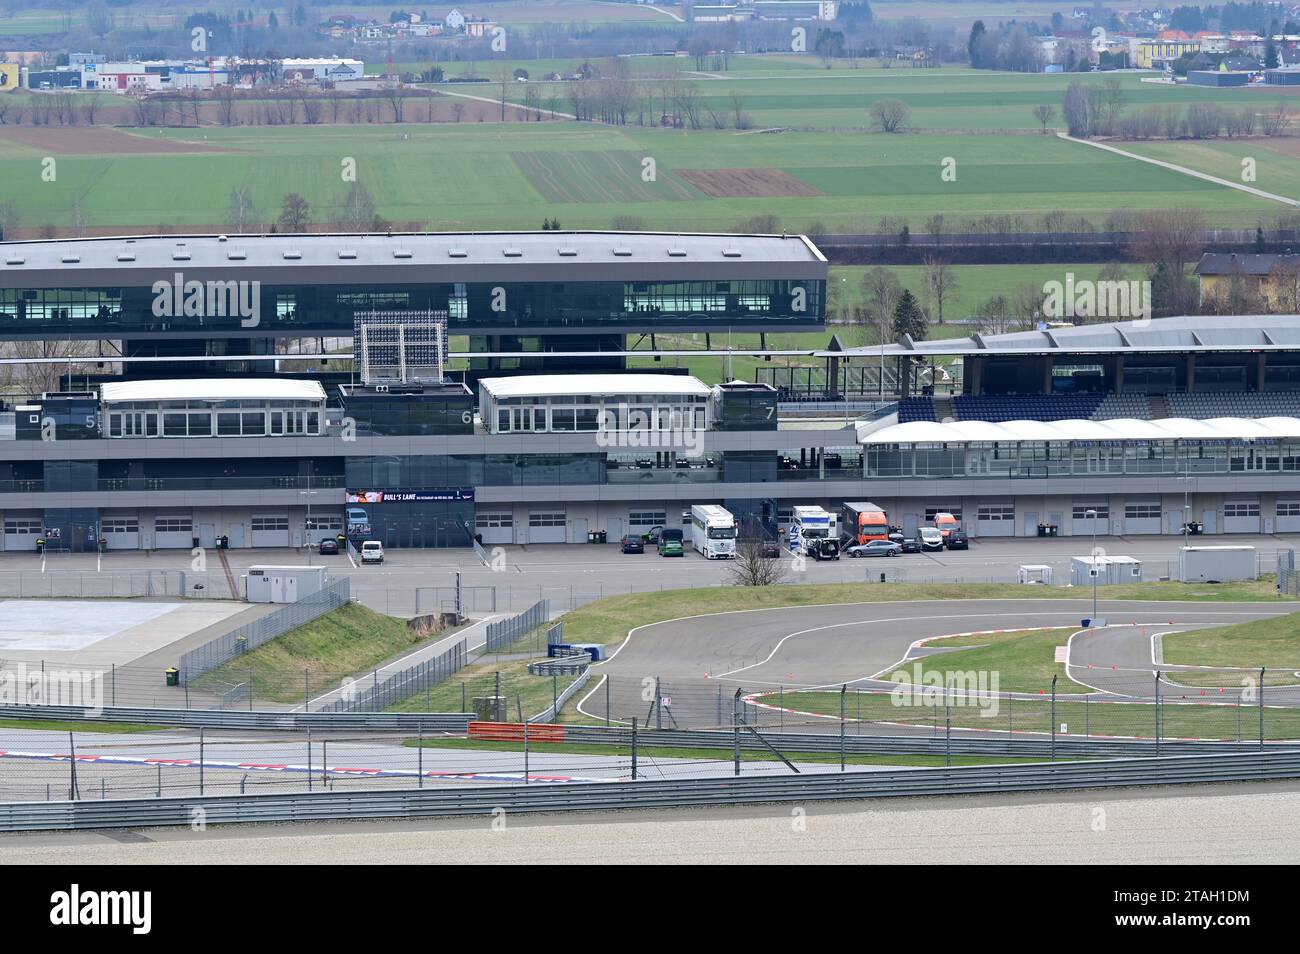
841, 501, 891, 546
932, 512, 960, 538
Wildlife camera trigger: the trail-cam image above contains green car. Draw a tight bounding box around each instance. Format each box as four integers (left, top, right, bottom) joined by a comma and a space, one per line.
658, 530, 684, 557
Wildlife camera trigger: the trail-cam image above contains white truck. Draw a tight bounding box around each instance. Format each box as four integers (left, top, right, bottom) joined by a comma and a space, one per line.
690, 504, 736, 559
789, 505, 839, 560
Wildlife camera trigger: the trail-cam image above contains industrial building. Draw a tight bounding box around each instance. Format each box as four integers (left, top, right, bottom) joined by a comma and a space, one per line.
1, 232, 1298, 551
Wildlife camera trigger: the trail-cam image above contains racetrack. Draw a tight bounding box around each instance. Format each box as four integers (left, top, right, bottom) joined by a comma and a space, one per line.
577, 598, 1297, 732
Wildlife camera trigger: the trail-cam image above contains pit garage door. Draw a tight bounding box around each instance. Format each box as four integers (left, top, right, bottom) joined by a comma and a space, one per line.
475, 510, 514, 545
1223, 501, 1261, 534
527, 510, 566, 544
305, 514, 343, 547
1277, 501, 1300, 533
100, 516, 140, 550
251, 515, 290, 548
3, 516, 41, 552
154, 514, 194, 549
975, 504, 1015, 538
1123, 502, 1161, 536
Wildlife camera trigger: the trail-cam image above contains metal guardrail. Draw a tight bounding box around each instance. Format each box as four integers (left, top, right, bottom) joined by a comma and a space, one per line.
317, 642, 468, 714
559, 725, 1277, 759
528, 668, 593, 725
0, 704, 471, 732
3, 750, 1299, 832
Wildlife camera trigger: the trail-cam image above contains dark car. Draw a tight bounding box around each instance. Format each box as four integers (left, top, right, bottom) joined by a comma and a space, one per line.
810, 537, 840, 561
899, 537, 922, 554
759, 538, 781, 559
621, 534, 644, 554
945, 530, 970, 550
846, 540, 902, 558
318, 538, 339, 555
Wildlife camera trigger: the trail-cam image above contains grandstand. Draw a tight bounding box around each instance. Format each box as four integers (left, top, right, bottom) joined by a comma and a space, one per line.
1166, 391, 1300, 419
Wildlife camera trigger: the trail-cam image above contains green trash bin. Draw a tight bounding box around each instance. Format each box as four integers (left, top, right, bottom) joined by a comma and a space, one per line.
165, 667, 179, 687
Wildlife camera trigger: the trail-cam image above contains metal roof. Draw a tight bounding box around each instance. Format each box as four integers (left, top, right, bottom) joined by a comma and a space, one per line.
0, 231, 826, 288
1195, 253, 1298, 276
99, 379, 326, 404
478, 374, 712, 400
856, 415, 1300, 444
830, 315, 1300, 359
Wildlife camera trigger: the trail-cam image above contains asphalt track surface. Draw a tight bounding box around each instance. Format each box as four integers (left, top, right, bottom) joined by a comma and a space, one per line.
576, 598, 1297, 730
6, 781, 1300, 864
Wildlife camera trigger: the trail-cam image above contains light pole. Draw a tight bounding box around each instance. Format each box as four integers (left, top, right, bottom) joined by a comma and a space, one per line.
1086, 508, 1098, 624
300, 471, 318, 566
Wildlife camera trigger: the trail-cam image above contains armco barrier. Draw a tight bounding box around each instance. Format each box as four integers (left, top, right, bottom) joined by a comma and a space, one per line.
3, 750, 1300, 832
0, 704, 471, 733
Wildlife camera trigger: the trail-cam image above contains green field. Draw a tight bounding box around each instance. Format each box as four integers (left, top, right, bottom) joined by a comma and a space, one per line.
1163, 612, 1300, 671
1123, 138, 1300, 204
0, 119, 1276, 234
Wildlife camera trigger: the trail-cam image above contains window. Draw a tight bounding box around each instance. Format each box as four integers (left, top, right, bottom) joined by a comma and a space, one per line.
475, 512, 513, 529
4, 519, 41, 535
925, 507, 963, 522
252, 516, 289, 531
1278, 502, 1300, 517
977, 506, 1014, 521
1224, 502, 1260, 518
1125, 504, 1160, 520
629, 510, 667, 528
306, 515, 342, 532
1072, 505, 1109, 520
155, 516, 192, 533
101, 518, 139, 533
528, 511, 565, 528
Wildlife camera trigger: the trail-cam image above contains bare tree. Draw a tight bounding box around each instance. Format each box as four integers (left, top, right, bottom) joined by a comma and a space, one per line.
380, 84, 405, 123
727, 526, 787, 587
861, 266, 903, 337
3, 339, 95, 396
1128, 208, 1205, 315
0, 199, 18, 240
450, 100, 466, 123
869, 98, 910, 133
1032, 103, 1055, 134
922, 255, 957, 324
277, 193, 311, 232
340, 182, 377, 231
225, 186, 260, 232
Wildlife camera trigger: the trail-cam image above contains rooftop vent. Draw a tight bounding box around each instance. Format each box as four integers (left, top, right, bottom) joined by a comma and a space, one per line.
558, 247, 578, 257
393, 249, 413, 259
227, 249, 247, 260
667, 248, 687, 257
612, 247, 632, 257
448, 248, 468, 258
4, 256, 24, 266
117, 252, 136, 262
282, 250, 302, 260
721, 248, 742, 258
338, 249, 357, 260
61, 254, 80, 264
503, 248, 522, 257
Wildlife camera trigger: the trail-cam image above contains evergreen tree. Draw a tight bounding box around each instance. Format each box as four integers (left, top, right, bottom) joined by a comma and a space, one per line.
967, 21, 986, 68
892, 289, 928, 341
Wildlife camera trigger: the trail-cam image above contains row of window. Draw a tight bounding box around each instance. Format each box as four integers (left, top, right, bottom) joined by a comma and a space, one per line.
106, 409, 321, 439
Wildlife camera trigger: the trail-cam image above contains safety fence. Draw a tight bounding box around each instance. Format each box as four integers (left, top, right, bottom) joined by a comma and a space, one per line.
0, 570, 218, 600
528, 668, 594, 725
3, 749, 1300, 832
179, 578, 351, 682
484, 600, 549, 653
1279, 549, 1297, 597
0, 704, 471, 732
317, 642, 469, 714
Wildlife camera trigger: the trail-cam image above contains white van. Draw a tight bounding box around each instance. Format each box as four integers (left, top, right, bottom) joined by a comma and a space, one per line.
919, 527, 944, 551
360, 540, 384, 564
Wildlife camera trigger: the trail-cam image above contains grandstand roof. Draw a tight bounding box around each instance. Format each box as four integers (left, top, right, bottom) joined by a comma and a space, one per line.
855, 416, 1300, 444
829, 315, 1300, 358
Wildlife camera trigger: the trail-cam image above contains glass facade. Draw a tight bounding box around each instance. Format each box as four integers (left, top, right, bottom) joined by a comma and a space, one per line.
0, 278, 824, 336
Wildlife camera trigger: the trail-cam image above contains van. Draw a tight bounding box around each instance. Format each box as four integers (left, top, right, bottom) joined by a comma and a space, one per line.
360, 540, 384, 564
919, 527, 944, 551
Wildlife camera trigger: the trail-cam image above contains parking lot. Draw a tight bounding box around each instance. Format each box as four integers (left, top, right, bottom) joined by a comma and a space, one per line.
2, 532, 1296, 617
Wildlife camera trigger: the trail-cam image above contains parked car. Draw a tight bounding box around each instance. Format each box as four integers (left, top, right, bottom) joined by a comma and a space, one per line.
621, 534, 644, 554
919, 527, 945, 551
318, 538, 339, 555
359, 540, 384, 564
659, 533, 684, 557
846, 540, 902, 558
759, 538, 781, 559
899, 537, 922, 554
945, 530, 970, 550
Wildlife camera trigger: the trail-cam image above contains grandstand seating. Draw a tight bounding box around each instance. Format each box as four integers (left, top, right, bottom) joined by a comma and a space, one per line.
1165, 391, 1300, 419
897, 398, 937, 423
1093, 393, 1151, 420
952, 393, 1104, 423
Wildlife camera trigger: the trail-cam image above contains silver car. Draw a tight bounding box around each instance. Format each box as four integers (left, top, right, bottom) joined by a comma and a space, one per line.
846, 540, 902, 558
